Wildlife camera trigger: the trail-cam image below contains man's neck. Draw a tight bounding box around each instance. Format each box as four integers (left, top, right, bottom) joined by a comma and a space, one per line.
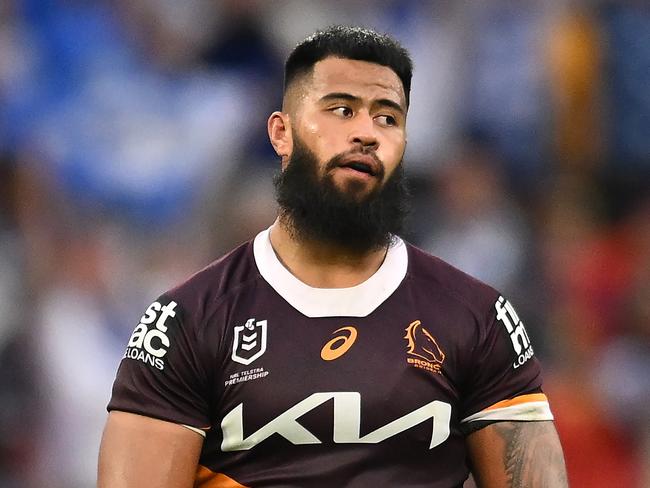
268, 219, 389, 288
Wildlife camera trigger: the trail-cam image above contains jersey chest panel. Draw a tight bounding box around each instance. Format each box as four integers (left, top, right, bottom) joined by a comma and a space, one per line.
199, 279, 472, 487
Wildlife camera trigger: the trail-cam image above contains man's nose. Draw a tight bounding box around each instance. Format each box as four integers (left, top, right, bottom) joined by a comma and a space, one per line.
348, 112, 378, 150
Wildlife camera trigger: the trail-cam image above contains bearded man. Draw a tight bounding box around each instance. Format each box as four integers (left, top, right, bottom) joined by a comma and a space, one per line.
98, 26, 568, 488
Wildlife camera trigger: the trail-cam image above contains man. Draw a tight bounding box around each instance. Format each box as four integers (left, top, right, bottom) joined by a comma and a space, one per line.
98, 26, 568, 487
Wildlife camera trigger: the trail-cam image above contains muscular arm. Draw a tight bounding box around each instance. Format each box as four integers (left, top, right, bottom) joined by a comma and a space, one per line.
98, 411, 204, 488
466, 421, 568, 488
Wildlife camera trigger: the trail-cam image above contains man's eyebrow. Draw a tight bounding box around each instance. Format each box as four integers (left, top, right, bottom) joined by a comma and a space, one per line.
319, 92, 360, 104
319, 92, 405, 115
374, 98, 405, 116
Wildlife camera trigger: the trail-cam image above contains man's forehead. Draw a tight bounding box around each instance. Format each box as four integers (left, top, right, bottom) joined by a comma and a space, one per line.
309, 57, 406, 107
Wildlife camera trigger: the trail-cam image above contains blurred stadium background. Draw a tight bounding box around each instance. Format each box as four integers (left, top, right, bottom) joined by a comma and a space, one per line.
0, 1, 648, 487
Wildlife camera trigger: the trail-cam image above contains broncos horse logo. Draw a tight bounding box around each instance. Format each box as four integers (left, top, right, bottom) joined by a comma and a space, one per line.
404, 320, 445, 363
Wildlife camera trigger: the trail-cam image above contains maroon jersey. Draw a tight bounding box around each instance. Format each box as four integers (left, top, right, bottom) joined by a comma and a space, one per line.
108, 228, 553, 487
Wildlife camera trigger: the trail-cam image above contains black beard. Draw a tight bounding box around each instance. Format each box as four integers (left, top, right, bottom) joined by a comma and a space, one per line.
274, 137, 410, 254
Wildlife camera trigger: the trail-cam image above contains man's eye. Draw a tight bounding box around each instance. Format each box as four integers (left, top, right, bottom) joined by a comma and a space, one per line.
376, 115, 397, 126
331, 107, 353, 117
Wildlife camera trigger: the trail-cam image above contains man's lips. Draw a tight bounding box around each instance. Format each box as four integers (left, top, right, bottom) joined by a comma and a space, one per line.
336, 154, 380, 177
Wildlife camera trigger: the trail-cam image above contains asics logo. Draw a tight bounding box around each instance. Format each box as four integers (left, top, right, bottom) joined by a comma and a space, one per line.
320, 326, 357, 361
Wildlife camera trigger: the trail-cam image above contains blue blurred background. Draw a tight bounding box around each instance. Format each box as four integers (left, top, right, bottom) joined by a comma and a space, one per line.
0, 1, 648, 486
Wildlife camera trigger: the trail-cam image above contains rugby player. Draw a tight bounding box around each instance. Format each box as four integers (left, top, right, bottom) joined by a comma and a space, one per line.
98, 26, 568, 487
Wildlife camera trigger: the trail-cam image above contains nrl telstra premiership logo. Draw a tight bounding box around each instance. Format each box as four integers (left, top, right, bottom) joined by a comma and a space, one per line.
232, 318, 268, 365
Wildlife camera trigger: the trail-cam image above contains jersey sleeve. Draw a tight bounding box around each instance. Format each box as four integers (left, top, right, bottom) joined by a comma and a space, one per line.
107, 294, 212, 430
459, 295, 553, 434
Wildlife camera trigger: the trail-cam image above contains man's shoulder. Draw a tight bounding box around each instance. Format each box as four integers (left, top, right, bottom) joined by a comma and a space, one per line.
165, 239, 259, 313
404, 241, 500, 316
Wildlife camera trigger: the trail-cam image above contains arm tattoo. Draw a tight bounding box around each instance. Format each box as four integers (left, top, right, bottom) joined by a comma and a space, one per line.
493, 422, 568, 488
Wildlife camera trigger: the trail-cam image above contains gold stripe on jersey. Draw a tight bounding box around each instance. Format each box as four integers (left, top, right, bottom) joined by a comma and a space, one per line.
195, 465, 248, 488
485, 393, 548, 411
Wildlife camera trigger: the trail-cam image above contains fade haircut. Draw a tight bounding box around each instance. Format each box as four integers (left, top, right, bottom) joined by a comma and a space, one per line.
284, 25, 413, 106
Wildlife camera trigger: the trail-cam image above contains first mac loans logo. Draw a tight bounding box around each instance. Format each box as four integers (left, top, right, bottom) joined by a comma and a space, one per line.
124, 300, 177, 370
495, 296, 534, 369
232, 318, 267, 365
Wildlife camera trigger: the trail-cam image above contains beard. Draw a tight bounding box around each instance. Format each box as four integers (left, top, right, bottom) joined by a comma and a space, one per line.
274, 136, 410, 254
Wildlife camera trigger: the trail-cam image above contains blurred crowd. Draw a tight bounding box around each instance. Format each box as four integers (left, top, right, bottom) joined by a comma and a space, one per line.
0, 1, 648, 487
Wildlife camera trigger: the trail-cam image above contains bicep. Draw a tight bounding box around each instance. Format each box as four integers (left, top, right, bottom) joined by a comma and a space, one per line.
466, 421, 568, 488
98, 411, 204, 488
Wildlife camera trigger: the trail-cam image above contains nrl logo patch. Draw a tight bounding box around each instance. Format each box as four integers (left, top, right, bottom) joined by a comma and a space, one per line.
232, 318, 268, 365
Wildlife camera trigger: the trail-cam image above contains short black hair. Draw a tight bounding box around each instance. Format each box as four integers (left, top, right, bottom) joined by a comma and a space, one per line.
284, 25, 413, 106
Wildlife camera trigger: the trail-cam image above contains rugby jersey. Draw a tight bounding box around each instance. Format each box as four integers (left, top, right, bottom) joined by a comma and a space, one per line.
108, 228, 552, 487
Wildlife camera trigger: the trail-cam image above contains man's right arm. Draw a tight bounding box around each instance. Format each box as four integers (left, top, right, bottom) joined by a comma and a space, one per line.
98, 411, 204, 488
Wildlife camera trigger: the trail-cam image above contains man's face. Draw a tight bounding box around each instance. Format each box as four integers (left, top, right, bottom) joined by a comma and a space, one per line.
273, 57, 410, 252
286, 56, 407, 199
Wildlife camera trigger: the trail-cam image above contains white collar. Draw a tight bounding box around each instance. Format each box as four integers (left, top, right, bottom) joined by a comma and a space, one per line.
253, 228, 408, 318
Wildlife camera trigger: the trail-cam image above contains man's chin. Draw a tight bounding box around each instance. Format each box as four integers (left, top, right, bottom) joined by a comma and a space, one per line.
329, 173, 380, 201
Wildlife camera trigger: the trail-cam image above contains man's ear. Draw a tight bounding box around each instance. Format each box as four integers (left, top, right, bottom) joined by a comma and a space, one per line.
268, 111, 293, 168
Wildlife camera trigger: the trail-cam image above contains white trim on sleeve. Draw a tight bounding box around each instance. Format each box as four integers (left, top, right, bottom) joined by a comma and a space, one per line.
182, 424, 207, 437
461, 401, 554, 424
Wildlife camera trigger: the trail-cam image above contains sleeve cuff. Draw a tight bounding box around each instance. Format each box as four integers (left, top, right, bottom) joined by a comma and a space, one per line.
461, 393, 554, 424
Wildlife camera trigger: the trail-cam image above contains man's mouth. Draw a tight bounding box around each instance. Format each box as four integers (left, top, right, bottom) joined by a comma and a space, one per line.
337, 154, 380, 177
341, 161, 376, 176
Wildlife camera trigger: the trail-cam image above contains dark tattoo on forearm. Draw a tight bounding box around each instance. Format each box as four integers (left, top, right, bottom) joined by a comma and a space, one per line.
493, 422, 569, 487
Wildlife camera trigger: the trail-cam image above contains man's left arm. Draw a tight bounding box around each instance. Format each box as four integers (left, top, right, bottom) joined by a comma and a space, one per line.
466, 420, 569, 488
